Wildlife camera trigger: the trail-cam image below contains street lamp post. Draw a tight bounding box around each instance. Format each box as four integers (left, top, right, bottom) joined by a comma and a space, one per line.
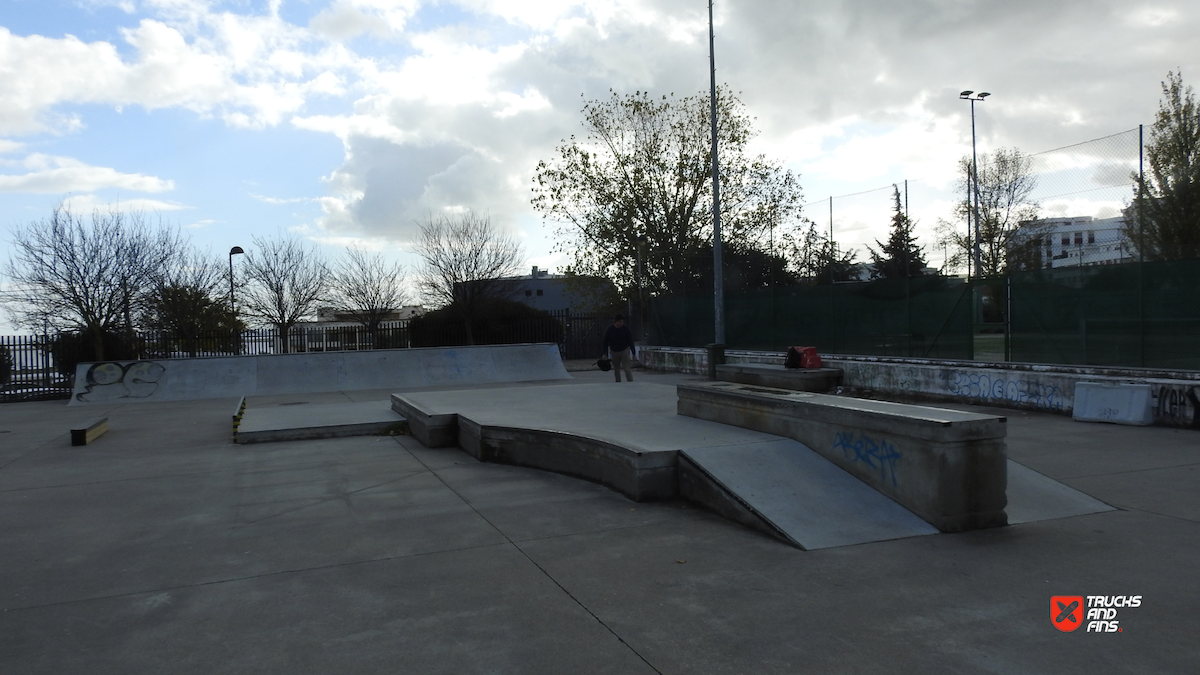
707, 0, 726, 378
229, 246, 244, 353
959, 91, 989, 277
708, 0, 724, 348
635, 236, 647, 341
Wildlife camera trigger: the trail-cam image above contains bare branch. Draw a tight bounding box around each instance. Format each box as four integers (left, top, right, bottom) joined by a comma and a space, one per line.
239, 234, 330, 349
330, 246, 409, 335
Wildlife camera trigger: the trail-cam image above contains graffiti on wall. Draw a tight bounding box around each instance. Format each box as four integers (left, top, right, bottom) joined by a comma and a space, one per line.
1155, 385, 1200, 428
76, 361, 166, 402
833, 431, 902, 487
945, 371, 1067, 411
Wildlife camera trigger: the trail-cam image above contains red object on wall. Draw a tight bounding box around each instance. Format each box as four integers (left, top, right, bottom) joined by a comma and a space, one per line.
785, 346, 822, 369
799, 346, 822, 369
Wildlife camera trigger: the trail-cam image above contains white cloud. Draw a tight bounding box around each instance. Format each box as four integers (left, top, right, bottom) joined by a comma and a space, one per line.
0, 154, 174, 194
58, 194, 191, 213
252, 194, 313, 205
3, 0, 1197, 260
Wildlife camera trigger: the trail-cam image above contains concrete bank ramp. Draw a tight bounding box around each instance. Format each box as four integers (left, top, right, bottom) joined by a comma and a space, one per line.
69, 343, 570, 405
680, 440, 939, 550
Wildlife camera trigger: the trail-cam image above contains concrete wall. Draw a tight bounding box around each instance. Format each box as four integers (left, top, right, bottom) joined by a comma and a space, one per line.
640, 346, 1200, 429
70, 343, 570, 405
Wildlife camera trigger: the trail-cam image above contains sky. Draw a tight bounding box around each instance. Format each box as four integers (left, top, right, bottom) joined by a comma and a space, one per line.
1, 0, 1197, 333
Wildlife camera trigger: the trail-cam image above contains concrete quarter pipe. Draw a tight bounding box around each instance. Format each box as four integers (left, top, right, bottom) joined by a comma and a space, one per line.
69, 343, 571, 405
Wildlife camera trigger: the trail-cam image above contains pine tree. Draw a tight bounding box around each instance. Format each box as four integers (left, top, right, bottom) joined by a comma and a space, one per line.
868, 186, 928, 279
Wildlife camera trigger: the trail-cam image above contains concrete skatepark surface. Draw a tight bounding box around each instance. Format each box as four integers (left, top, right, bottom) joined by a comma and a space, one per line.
2, 366, 1198, 672
69, 343, 570, 404
392, 381, 1109, 548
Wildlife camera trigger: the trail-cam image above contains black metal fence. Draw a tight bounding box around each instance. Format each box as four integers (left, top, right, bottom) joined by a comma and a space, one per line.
0, 310, 615, 402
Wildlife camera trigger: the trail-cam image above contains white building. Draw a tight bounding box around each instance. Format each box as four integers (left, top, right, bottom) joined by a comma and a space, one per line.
1017, 216, 1135, 269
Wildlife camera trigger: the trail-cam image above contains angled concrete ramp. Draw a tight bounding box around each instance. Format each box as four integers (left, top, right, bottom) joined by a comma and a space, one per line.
1005, 461, 1115, 524
235, 400, 405, 444
680, 440, 938, 550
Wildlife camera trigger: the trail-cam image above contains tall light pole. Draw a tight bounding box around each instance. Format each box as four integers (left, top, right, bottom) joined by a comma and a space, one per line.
959, 91, 989, 277
708, 0, 724, 347
636, 236, 647, 341
229, 246, 244, 353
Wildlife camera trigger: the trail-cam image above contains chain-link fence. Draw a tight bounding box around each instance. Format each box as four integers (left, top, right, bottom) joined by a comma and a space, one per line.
645, 125, 1200, 370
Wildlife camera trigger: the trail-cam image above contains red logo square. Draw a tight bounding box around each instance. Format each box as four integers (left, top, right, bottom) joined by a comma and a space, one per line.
1051, 596, 1084, 632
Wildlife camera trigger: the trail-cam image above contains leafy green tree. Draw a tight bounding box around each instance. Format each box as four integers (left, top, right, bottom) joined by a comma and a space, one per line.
781, 220, 858, 284
1128, 71, 1200, 260
142, 250, 242, 355
532, 87, 804, 297
0, 345, 13, 386
868, 186, 929, 279
144, 285, 242, 356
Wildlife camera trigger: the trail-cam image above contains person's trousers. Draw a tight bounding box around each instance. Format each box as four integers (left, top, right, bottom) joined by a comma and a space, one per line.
610, 348, 634, 382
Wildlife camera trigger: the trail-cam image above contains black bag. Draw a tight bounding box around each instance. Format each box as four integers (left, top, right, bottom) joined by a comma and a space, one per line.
596, 358, 612, 372
784, 347, 802, 369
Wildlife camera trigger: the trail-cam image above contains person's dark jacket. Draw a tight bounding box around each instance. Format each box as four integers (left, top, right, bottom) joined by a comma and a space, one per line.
603, 324, 636, 356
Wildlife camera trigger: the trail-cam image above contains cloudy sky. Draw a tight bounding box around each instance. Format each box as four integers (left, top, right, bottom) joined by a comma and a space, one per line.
1, 0, 1197, 330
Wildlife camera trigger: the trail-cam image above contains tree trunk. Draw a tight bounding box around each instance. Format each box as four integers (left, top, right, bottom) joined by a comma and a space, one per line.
91, 325, 106, 362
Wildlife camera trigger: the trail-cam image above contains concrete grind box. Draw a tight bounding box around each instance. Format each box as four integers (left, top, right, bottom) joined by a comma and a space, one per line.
677, 382, 1008, 532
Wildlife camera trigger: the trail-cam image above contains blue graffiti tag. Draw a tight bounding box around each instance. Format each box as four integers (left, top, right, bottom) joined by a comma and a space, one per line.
832, 431, 902, 487
946, 372, 1065, 411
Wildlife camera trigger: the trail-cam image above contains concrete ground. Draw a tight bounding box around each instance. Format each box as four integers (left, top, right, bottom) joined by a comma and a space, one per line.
1, 366, 1197, 674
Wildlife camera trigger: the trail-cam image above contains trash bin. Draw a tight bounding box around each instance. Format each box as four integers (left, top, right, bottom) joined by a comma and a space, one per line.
706, 343, 726, 380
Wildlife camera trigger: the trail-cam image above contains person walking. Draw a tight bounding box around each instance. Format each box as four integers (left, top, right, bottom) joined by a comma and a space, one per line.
602, 314, 637, 383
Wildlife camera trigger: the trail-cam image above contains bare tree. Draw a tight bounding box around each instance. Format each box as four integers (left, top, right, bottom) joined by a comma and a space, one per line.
2, 203, 185, 360
330, 246, 408, 347
240, 234, 329, 352
936, 148, 1041, 276
413, 212, 524, 344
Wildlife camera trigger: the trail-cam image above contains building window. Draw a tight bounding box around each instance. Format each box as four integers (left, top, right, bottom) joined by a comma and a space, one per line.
536, 289, 543, 296
1073, 232, 1083, 245
1088, 231, 1095, 244
525, 290, 532, 297
1061, 234, 1070, 246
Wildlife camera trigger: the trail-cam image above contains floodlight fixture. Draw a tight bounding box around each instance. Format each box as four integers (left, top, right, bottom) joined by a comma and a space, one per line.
978, 92, 991, 99
959, 90, 974, 98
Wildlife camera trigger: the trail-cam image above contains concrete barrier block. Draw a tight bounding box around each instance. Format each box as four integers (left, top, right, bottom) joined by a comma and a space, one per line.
677, 382, 1008, 532
1073, 382, 1154, 426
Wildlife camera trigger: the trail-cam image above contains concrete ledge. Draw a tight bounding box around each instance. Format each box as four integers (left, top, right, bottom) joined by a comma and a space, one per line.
716, 364, 843, 392
642, 345, 1200, 429
457, 420, 677, 502
391, 394, 457, 448
677, 381, 1008, 532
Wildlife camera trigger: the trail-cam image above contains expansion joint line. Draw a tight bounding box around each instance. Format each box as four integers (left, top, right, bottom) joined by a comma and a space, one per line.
403, 441, 664, 675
